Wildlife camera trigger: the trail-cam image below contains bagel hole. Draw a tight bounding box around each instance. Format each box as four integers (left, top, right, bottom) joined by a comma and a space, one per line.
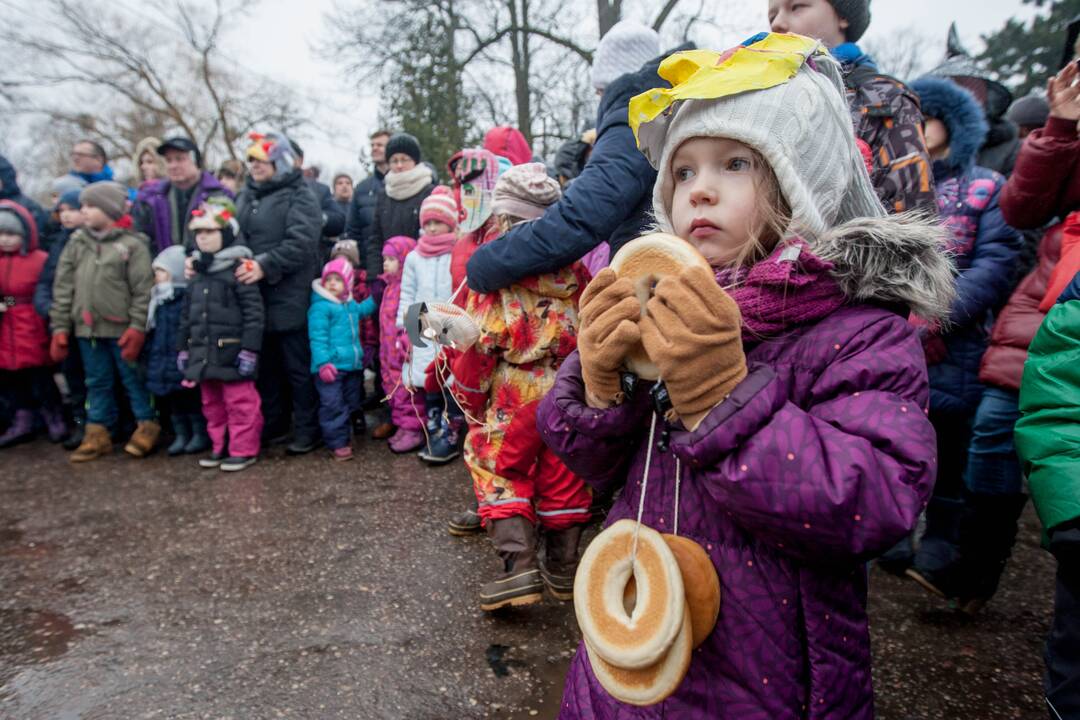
622, 574, 638, 618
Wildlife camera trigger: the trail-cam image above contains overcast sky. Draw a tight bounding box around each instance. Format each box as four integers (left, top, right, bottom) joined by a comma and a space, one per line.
250, 0, 1040, 182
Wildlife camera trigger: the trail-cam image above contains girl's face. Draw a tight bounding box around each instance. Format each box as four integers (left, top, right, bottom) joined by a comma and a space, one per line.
195, 228, 224, 254
154, 268, 172, 285
247, 158, 274, 182
323, 272, 346, 298
669, 137, 767, 267
423, 219, 452, 236
767, 0, 848, 48
140, 151, 160, 181
924, 118, 950, 160
81, 205, 112, 231
59, 206, 82, 229
0, 231, 22, 253
388, 153, 417, 173
383, 255, 400, 276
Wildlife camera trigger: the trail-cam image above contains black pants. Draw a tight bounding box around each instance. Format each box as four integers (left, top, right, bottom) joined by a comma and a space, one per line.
1047, 523, 1080, 719
62, 340, 87, 418
257, 328, 319, 441
0, 366, 62, 413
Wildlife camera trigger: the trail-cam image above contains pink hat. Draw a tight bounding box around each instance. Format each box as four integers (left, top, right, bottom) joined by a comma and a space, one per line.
382, 235, 417, 262
492, 162, 561, 221
420, 185, 458, 230
321, 256, 355, 298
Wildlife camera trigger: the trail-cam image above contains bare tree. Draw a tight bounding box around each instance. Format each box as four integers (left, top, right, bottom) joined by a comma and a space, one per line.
7, 0, 307, 167
863, 28, 937, 82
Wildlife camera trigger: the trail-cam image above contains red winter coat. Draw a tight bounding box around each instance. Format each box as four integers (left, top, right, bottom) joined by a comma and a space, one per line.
979, 116, 1080, 391
0, 200, 49, 370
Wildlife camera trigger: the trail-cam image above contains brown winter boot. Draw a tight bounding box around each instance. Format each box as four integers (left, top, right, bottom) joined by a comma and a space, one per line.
69, 423, 113, 463
540, 524, 586, 601
479, 515, 544, 611
124, 420, 161, 458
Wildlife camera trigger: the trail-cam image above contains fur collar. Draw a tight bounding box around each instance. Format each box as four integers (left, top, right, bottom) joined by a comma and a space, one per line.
311, 279, 347, 304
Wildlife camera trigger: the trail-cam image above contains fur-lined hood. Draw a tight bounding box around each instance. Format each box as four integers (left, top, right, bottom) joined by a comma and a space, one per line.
133, 137, 165, 185
911, 76, 988, 175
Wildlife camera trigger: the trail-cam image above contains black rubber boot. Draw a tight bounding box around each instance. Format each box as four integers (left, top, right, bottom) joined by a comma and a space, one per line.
540, 524, 585, 601
479, 516, 543, 611
184, 415, 211, 454
907, 496, 969, 600
952, 493, 1029, 615
448, 496, 483, 536
167, 414, 192, 456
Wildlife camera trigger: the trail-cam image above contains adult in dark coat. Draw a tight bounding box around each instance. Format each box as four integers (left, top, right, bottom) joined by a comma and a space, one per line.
0, 155, 48, 237
236, 132, 323, 453
465, 45, 692, 293
344, 130, 391, 277
367, 133, 435, 272
289, 140, 346, 243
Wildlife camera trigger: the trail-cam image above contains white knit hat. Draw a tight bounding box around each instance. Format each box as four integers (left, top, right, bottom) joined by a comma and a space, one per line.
638, 44, 884, 242
592, 20, 661, 91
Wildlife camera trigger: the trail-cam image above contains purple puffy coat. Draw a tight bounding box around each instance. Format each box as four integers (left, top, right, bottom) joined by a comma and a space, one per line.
538, 231, 948, 717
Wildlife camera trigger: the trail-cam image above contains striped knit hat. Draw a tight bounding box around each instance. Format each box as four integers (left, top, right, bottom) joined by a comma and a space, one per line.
420, 185, 458, 230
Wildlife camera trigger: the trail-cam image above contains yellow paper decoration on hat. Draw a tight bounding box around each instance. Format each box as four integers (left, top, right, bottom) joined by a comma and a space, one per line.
629, 33, 827, 146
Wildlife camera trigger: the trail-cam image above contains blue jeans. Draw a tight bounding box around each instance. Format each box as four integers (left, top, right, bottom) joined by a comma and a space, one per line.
315, 371, 362, 450
963, 387, 1024, 496
78, 338, 155, 426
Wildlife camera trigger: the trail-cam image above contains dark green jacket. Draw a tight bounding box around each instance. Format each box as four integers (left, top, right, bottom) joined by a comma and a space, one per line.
49, 226, 153, 339
1015, 297, 1080, 533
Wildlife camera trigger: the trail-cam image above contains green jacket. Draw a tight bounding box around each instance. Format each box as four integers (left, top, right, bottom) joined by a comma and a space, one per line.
49, 226, 154, 340
1015, 298, 1080, 533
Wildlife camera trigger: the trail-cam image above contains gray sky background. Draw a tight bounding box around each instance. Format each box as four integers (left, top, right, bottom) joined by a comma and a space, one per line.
257, 0, 1040, 182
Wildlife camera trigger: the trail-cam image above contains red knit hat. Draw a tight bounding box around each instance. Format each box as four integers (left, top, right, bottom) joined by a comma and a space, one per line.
419, 185, 458, 230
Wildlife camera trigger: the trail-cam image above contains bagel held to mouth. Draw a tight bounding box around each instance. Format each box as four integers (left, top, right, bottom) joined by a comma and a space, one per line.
584, 603, 693, 706
606, 233, 712, 380
574, 519, 686, 670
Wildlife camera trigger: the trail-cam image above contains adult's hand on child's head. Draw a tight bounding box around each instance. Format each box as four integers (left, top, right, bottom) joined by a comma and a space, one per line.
640, 265, 747, 431
578, 268, 643, 406
235, 259, 265, 285
1049, 63, 1080, 121
50, 333, 69, 363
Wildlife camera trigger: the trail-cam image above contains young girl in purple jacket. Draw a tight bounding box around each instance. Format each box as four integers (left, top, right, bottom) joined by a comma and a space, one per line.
536, 34, 955, 718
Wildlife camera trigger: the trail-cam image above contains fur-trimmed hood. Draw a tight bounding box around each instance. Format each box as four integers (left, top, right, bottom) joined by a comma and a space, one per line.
911, 76, 988, 175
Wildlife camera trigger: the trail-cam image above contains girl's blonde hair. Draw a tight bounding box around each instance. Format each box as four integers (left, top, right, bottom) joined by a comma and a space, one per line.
728, 148, 792, 270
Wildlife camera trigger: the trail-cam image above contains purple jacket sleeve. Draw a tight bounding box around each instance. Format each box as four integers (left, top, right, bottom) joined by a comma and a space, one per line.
537, 351, 652, 495
669, 313, 935, 564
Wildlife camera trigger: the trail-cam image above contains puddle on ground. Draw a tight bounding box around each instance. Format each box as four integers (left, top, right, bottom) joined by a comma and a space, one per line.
0, 608, 82, 665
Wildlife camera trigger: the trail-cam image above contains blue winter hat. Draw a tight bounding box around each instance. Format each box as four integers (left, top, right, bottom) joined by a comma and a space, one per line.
911, 76, 988, 173
57, 189, 82, 211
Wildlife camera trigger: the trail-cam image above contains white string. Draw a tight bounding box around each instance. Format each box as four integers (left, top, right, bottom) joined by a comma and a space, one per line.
630, 412, 658, 567
673, 458, 682, 537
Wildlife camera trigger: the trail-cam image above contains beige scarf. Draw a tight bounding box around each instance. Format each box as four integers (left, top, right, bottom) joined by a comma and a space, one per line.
385, 164, 433, 201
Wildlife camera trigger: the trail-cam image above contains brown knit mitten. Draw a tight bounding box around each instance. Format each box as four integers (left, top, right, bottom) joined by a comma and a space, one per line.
640, 265, 747, 430
578, 268, 643, 405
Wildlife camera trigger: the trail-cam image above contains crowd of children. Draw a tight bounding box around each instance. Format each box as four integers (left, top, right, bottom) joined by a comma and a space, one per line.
1, 2, 1079, 715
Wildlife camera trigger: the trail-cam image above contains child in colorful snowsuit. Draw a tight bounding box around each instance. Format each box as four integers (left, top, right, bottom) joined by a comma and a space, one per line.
377, 235, 422, 451
178, 200, 265, 473
537, 35, 954, 717
395, 185, 463, 461
34, 190, 87, 449
896, 76, 1023, 601
145, 245, 209, 456
0, 201, 66, 447
308, 256, 376, 461
451, 163, 592, 611
49, 181, 159, 462
328, 238, 378, 433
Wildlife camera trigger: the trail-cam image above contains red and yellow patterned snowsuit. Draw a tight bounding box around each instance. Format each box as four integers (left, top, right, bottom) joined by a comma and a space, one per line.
452, 264, 592, 530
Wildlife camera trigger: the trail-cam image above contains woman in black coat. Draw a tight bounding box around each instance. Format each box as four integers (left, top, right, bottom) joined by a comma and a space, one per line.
235, 132, 323, 453
366, 133, 436, 271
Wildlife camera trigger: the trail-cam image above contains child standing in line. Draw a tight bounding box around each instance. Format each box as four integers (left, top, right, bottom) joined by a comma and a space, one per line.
308, 256, 376, 461
395, 185, 463, 461
376, 235, 422, 451
537, 35, 953, 716
451, 163, 592, 611
0, 201, 66, 447
145, 245, 209, 456
328, 238, 378, 434
49, 181, 158, 462
177, 200, 264, 473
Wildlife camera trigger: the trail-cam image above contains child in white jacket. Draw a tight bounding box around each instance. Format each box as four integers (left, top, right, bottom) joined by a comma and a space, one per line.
395, 186, 462, 460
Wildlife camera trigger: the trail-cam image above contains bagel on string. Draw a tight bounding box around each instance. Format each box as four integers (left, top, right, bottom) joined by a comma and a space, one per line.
662, 534, 721, 649
584, 603, 693, 706
607, 233, 712, 380
574, 519, 686, 670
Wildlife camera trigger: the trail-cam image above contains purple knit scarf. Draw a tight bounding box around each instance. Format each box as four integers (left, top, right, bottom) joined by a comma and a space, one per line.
715, 239, 846, 342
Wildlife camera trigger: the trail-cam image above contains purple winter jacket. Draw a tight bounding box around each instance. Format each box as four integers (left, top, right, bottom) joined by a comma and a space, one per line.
134, 171, 234, 253
539, 297, 938, 718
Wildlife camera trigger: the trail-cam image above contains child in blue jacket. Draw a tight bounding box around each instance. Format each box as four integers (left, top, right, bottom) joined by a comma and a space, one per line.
309, 256, 375, 461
